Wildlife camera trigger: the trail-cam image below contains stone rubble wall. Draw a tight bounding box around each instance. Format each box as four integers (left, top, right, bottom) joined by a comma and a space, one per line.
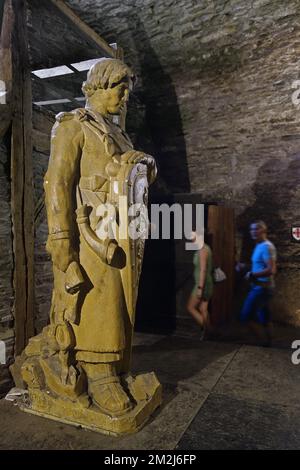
0, 140, 13, 327
0, 138, 14, 391
32, 107, 54, 333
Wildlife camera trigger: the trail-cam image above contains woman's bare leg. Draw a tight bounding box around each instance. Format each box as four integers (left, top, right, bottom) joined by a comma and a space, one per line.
187, 294, 205, 327
199, 300, 210, 332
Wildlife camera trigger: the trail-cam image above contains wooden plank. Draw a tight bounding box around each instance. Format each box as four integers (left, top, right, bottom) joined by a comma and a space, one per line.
208, 205, 235, 326
11, 0, 34, 354
50, 0, 116, 58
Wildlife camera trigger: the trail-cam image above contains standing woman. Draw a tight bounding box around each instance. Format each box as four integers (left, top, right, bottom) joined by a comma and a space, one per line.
187, 231, 214, 335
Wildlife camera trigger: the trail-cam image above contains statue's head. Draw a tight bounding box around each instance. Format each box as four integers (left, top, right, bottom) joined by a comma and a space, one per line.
82, 58, 135, 116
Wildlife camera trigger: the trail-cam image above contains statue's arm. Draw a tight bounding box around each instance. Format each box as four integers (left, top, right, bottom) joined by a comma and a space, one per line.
44, 118, 84, 272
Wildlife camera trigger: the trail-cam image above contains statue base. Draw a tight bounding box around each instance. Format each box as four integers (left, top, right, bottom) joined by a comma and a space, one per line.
19, 372, 162, 436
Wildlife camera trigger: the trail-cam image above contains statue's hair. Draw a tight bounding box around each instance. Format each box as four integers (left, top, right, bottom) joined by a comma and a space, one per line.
251, 220, 268, 231
82, 58, 135, 98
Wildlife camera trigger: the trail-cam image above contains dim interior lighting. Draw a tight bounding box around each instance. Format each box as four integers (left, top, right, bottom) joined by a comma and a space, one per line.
32, 65, 74, 79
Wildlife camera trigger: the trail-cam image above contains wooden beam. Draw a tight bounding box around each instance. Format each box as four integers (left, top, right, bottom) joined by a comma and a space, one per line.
11, 0, 34, 354
50, 0, 116, 59
208, 205, 235, 326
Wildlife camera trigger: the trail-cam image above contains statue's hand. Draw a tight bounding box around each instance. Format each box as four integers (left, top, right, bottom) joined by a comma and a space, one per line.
121, 151, 157, 183
121, 150, 147, 164
46, 238, 78, 273
65, 261, 85, 294
121, 150, 156, 165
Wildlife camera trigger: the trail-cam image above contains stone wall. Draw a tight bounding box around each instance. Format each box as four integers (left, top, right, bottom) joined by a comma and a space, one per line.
0, 137, 14, 392
32, 107, 54, 333
0, 139, 13, 326
66, 0, 300, 326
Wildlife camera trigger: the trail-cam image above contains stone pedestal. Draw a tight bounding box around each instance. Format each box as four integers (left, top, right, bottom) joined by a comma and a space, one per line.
20, 372, 162, 436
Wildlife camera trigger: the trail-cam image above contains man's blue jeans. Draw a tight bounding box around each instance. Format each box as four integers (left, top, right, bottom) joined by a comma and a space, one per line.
240, 285, 274, 325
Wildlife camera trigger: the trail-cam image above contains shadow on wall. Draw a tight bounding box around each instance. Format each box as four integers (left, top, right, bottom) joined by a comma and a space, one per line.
237, 155, 300, 257
129, 15, 190, 333
135, 194, 178, 334
235, 154, 300, 320
128, 14, 190, 194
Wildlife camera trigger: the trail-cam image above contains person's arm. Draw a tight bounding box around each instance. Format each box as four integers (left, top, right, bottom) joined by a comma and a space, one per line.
236, 262, 249, 273
196, 246, 208, 298
120, 150, 157, 184
44, 117, 83, 273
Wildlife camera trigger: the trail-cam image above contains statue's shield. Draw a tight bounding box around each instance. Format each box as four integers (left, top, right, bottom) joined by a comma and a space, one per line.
114, 163, 149, 325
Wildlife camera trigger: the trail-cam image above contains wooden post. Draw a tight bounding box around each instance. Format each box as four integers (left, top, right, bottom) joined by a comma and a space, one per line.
10, 0, 34, 354
208, 205, 235, 326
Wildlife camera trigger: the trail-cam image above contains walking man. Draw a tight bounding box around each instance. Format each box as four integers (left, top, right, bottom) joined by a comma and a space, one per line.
237, 220, 277, 346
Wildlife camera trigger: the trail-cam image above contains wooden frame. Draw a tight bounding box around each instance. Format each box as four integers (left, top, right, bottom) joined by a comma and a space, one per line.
208, 205, 235, 326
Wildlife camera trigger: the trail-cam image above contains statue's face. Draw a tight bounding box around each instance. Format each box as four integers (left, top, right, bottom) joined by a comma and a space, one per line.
90, 79, 130, 116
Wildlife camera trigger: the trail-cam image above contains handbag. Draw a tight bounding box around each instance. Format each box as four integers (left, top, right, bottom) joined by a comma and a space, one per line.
213, 266, 227, 283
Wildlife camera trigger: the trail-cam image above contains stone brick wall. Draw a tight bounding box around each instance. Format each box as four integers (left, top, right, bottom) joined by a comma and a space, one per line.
0, 138, 14, 392
32, 107, 54, 333
66, 0, 300, 326
0, 139, 13, 326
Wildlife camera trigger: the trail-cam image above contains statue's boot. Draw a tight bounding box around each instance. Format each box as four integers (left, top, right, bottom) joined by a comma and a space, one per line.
82, 362, 132, 415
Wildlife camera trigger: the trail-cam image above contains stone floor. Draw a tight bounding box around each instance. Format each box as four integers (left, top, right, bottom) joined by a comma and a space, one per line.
0, 329, 299, 450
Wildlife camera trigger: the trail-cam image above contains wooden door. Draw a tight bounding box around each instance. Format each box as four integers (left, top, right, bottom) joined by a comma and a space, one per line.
208, 205, 235, 326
